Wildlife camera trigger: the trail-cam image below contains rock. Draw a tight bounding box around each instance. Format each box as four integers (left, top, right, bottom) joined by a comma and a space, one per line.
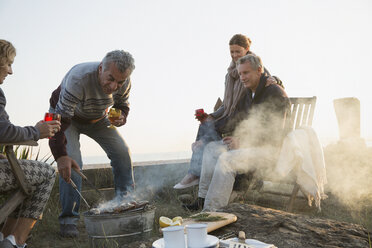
212, 203, 369, 248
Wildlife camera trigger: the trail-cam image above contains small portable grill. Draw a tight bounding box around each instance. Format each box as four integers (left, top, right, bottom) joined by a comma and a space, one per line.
83, 201, 155, 247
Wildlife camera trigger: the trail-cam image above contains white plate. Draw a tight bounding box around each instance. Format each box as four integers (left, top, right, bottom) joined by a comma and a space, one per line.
219, 238, 277, 248
152, 234, 219, 248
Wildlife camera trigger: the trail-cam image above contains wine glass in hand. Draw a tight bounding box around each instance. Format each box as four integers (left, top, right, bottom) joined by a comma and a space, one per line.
107, 108, 122, 128
195, 108, 208, 123
44, 112, 61, 138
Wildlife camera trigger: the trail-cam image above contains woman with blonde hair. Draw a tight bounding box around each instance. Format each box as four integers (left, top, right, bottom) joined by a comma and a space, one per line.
0, 39, 60, 248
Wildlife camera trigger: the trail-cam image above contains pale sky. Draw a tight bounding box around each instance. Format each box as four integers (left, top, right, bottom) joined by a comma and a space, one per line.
1, 0, 371, 162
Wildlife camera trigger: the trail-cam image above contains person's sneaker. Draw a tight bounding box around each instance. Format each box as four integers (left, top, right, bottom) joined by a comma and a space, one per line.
182, 197, 205, 211
174, 174, 200, 189
60, 224, 79, 238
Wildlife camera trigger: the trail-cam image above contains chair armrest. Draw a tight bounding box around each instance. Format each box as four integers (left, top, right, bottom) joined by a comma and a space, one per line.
0, 141, 38, 147
0, 141, 38, 195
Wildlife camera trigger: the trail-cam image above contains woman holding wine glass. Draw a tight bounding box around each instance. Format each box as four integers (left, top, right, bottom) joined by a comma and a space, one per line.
0, 39, 60, 248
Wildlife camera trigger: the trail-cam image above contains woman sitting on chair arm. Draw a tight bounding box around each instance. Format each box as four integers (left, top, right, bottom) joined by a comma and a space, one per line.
0, 40, 61, 248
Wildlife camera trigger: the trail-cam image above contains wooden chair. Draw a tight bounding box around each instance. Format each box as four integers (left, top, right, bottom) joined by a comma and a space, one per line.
233, 96, 317, 212
285, 96, 317, 133
0, 141, 38, 224
284, 96, 317, 211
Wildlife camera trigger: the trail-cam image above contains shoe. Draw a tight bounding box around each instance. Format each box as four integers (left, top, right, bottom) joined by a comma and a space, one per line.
174, 174, 200, 189
173, 178, 199, 189
182, 197, 205, 211
60, 224, 79, 238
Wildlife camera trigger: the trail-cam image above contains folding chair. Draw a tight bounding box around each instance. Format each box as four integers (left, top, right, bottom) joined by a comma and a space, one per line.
0, 141, 38, 224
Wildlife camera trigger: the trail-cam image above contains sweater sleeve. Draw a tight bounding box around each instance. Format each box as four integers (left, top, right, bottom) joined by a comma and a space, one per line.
209, 105, 225, 119
48, 71, 83, 160
48, 116, 71, 160
112, 78, 131, 117
0, 88, 40, 143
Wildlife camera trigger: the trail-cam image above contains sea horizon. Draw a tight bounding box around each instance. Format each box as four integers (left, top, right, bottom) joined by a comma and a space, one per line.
83, 150, 192, 165
82, 137, 372, 165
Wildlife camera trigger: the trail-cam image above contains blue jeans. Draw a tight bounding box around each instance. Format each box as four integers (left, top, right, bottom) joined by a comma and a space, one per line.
58, 117, 133, 225
188, 121, 221, 177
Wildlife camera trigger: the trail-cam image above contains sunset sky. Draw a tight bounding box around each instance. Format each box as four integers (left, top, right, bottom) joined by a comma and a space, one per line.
1, 0, 371, 162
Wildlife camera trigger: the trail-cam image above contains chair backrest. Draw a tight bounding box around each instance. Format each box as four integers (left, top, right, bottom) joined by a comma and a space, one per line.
285, 96, 317, 132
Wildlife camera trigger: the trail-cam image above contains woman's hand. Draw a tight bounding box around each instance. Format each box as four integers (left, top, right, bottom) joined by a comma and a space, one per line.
195, 113, 209, 123
265, 76, 277, 87
35, 120, 61, 139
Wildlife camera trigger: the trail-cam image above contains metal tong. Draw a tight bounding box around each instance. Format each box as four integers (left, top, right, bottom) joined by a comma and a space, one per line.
70, 179, 91, 209
69, 168, 105, 209
73, 168, 105, 198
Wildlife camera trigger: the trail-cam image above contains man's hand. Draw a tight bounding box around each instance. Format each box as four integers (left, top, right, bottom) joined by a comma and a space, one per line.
35, 120, 61, 139
57, 156, 80, 183
222, 136, 239, 150
112, 113, 127, 127
265, 76, 277, 87
0, 154, 6, 159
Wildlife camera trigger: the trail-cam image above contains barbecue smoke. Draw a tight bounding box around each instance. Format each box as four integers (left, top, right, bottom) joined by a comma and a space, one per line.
324, 139, 372, 210
220, 101, 289, 180
91, 161, 182, 213
93, 191, 139, 213
211, 98, 372, 217
321, 97, 372, 224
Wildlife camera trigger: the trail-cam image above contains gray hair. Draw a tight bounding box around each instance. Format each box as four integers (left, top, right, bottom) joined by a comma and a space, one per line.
237, 54, 264, 73
102, 50, 135, 74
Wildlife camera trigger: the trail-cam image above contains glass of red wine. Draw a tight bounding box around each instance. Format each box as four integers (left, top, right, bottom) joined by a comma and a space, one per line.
44, 113, 61, 122
44, 113, 61, 138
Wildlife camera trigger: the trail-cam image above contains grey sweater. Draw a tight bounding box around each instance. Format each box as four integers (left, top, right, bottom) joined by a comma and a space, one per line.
0, 88, 40, 143
49, 62, 131, 159
55, 62, 131, 119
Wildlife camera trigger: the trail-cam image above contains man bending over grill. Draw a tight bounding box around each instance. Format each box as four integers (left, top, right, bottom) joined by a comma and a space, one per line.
48, 50, 135, 237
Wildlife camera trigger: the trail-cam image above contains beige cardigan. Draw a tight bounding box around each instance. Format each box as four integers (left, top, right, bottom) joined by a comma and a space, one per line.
213, 60, 247, 121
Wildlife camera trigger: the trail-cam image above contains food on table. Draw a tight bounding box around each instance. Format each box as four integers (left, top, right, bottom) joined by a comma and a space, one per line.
159, 216, 173, 228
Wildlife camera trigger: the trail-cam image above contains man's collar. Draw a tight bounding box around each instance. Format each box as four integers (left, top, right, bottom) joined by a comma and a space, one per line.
249, 74, 267, 99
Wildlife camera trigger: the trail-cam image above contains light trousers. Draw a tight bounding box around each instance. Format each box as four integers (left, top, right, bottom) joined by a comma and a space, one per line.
198, 141, 277, 211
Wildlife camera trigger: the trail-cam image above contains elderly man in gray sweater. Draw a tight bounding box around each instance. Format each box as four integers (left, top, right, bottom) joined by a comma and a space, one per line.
48, 50, 135, 237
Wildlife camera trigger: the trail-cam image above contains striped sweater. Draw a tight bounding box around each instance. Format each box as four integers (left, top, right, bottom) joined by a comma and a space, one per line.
49, 62, 131, 159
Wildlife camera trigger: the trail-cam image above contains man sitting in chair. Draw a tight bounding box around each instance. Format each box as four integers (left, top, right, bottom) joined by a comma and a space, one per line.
194, 54, 290, 211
